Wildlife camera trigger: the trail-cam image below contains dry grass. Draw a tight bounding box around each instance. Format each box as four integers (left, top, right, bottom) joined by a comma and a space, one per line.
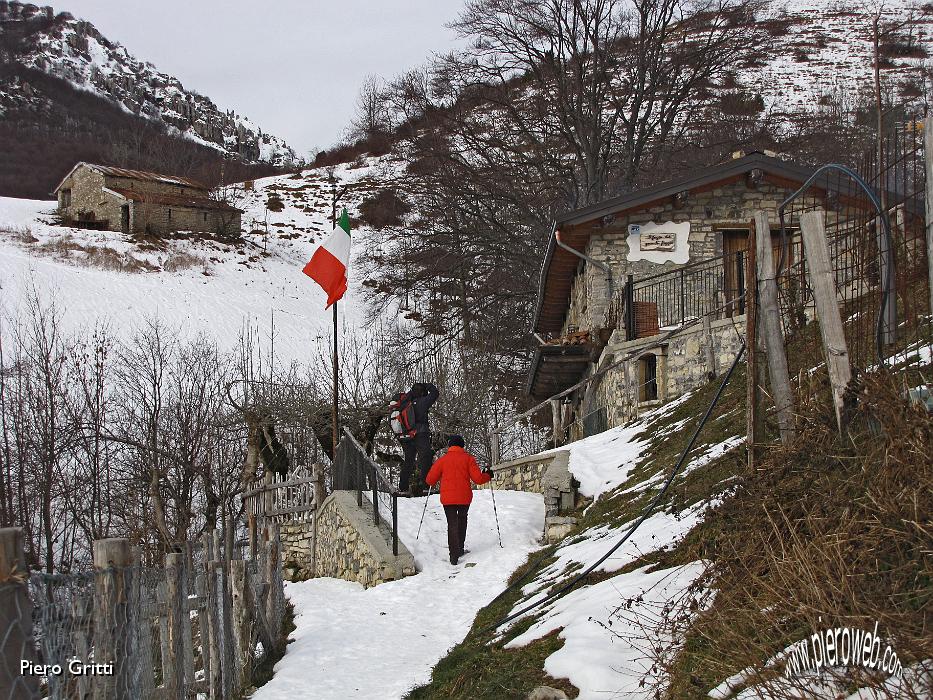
661, 370, 933, 698
0, 224, 39, 243
32, 234, 159, 273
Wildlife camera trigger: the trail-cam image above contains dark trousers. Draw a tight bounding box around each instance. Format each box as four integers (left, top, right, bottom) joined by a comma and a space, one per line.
443, 505, 469, 559
399, 432, 432, 492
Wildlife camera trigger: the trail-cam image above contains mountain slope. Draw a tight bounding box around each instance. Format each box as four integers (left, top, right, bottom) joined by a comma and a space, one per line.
0, 2, 298, 198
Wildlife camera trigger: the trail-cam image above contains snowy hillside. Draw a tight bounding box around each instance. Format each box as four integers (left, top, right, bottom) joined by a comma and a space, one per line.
0, 2, 296, 165
0, 155, 407, 363
755, 0, 933, 118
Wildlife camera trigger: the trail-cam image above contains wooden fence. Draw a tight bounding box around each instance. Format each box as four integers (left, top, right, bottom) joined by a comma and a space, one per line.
0, 524, 286, 700
242, 462, 322, 526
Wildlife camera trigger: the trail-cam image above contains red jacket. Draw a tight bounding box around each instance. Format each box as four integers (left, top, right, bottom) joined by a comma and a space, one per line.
424, 446, 491, 505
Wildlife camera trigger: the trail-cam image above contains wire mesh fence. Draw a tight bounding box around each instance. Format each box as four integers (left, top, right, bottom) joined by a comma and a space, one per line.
0, 526, 287, 700
778, 121, 932, 386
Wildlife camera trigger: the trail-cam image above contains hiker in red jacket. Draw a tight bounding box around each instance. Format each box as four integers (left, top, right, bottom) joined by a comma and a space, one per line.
424, 435, 492, 565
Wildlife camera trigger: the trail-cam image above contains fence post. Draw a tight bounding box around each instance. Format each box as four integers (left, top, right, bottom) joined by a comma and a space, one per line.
800, 210, 852, 431
194, 546, 211, 699
924, 117, 933, 324
164, 552, 186, 700
203, 532, 222, 700
221, 520, 236, 700
264, 523, 281, 645
754, 211, 796, 445
313, 462, 326, 509
745, 224, 760, 471
0, 528, 40, 700
266, 518, 280, 645
625, 275, 636, 340
92, 538, 136, 700
248, 515, 258, 560
229, 560, 252, 689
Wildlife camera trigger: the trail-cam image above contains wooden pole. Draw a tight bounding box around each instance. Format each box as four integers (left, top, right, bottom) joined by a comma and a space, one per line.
754, 211, 796, 445
800, 211, 852, 431
164, 553, 186, 700
745, 225, 759, 471
221, 520, 236, 699
330, 185, 340, 461
267, 523, 282, 643
924, 117, 933, 324
229, 560, 251, 688
92, 538, 135, 700
0, 528, 40, 700
248, 515, 258, 560
203, 533, 222, 700
549, 398, 562, 447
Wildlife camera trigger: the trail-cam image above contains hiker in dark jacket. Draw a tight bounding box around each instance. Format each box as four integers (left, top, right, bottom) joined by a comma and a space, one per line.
425, 435, 492, 565
397, 382, 439, 496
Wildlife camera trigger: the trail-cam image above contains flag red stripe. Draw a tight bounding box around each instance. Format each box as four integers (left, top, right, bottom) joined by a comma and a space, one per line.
302, 246, 347, 308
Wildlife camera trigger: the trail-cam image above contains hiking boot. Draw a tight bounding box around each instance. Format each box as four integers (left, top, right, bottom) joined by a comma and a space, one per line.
449, 554, 458, 565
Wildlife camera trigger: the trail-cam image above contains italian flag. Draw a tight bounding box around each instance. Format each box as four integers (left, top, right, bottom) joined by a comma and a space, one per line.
303, 208, 350, 308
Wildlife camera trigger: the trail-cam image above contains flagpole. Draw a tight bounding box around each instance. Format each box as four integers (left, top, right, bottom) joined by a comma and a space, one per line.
332, 300, 339, 458
330, 181, 340, 460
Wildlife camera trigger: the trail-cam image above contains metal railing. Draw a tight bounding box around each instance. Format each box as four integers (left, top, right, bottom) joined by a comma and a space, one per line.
609, 250, 751, 339
333, 428, 400, 557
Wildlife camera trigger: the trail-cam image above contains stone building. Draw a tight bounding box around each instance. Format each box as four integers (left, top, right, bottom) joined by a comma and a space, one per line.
53, 162, 242, 236
528, 152, 823, 436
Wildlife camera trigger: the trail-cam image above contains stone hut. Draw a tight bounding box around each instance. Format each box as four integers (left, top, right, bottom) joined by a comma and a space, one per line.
528, 151, 824, 437
53, 162, 242, 236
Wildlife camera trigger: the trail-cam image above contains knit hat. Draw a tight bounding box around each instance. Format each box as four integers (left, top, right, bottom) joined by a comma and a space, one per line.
447, 434, 465, 449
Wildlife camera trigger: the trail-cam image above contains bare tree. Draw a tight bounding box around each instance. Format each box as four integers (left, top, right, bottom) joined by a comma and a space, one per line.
349, 74, 393, 142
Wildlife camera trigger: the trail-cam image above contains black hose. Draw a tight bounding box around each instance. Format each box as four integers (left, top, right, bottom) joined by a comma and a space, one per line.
480, 343, 747, 636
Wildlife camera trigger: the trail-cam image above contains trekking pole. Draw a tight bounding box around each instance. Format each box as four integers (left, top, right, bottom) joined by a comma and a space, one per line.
488, 474, 503, 548
415, 483, 434, 540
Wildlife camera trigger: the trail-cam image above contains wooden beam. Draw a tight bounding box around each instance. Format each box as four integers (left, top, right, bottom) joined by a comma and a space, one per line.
746, 223, 760, 471
800, 210, 852, 431
754, 211, 796, 445
925, 117, 933, 324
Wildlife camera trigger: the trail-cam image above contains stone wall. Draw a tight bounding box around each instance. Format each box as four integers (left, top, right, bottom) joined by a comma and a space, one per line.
60, 165, 124, 228
593, 314, 748, 429
280, 521, 314, 582
312, 491, 416, 588
486, 451, 577, 544
132, 201, 238, 236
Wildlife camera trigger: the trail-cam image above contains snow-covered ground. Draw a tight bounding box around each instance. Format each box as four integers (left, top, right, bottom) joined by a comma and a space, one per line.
0, 157, 405, 363
253, 490, 544, 700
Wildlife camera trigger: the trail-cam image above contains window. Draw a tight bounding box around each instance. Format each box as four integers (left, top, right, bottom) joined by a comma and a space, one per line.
60, 189, 71, 208
167, 208, 172, 221
203, 212, 208, 222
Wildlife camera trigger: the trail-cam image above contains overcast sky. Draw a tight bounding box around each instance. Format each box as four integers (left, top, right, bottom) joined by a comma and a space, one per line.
61, 1, 467, 158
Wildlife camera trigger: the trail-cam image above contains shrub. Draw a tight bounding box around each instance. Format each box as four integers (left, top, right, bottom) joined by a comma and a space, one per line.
357, 188, 412, 229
